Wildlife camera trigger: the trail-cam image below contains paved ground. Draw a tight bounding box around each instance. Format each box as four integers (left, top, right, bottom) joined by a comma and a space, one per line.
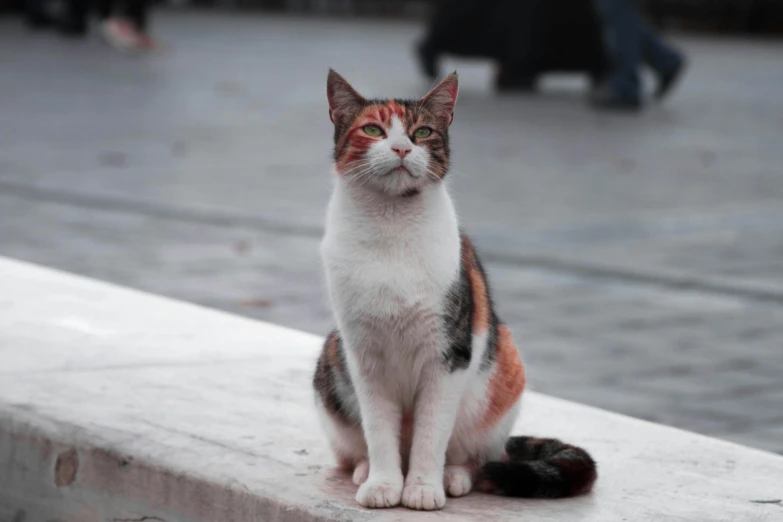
1, 11, 783, 454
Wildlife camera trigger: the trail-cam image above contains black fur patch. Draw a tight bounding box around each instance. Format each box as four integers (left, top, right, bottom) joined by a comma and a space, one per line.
441, 236, 474, 372
480, 316, 499, 371
469, 245, 499, 371
313, 330, 359, 425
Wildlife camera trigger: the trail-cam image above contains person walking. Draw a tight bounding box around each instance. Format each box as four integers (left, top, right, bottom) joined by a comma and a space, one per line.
25, 0, 156, 51
591, 0, 687, 111
416, 0, 609, 93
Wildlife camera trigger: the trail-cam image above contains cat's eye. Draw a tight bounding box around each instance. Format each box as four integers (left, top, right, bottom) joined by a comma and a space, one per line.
413, 127, 432, 139
363, 125, 383, 137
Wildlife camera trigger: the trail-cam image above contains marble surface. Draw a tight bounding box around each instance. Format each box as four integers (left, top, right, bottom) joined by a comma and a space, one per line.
1, 257, 782, 521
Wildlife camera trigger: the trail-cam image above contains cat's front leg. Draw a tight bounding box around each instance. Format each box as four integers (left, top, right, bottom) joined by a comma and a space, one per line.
402, 363, 468, 510
346, 348, 404, 508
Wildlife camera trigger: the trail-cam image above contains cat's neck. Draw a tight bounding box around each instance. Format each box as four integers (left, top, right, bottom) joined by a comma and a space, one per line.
328, 179, 458, 240
338, 180, 449, 220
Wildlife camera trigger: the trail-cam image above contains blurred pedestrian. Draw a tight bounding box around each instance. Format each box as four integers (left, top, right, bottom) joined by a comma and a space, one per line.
416, 0, 491, 80
24, 0, 157, 51
591, 0, 686, 111
417, 0, 608, 92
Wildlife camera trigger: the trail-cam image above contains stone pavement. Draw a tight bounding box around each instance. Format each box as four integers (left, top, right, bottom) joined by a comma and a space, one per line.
1, 11, 783, 453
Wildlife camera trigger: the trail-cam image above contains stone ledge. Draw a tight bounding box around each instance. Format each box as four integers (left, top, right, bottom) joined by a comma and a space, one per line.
1, 257, 781, 522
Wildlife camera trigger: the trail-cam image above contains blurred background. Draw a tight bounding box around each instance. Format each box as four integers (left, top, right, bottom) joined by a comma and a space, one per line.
1, 1, 782, 454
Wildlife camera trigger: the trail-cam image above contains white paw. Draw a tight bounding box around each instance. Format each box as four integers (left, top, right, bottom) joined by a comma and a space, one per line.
352, 460, 370, 486
444, 465, 473, 497
402, 482, 446, 511
356, 475, 403, 508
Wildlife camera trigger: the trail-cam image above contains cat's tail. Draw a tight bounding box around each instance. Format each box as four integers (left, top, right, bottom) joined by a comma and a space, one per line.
477, 436, 597, 498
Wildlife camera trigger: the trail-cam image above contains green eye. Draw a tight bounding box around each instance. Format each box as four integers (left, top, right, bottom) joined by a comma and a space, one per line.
413, 127, 432, 139
363, 125, 383, 137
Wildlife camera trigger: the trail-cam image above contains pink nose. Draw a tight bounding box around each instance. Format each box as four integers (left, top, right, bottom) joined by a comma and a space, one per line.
392, 145, 411, 159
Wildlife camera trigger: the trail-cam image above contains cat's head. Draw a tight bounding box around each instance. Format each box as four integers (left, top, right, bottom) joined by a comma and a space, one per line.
327, 69, 458, 197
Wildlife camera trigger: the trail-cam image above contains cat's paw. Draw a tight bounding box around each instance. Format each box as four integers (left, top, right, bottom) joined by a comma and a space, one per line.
444, 465, 473, 497
401, 481, 446, 511
352, 460, 370, 486
356, 475, 403, 508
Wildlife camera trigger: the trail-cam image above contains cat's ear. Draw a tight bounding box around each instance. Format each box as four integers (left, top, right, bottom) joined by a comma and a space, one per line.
421, 72, 459, 126
327, 69, 366, 127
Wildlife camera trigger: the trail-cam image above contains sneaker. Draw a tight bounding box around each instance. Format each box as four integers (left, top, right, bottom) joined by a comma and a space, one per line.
655, 55, 687, 101
589, 85, 642, 112
101, 19, 141, 52
135, 33, 158, 52
25, 12, 55, 30
495, 64, 537, 93
58, 18, 88, 38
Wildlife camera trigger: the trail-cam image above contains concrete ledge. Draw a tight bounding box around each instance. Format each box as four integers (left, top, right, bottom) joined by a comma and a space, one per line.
1, 257, 782, 522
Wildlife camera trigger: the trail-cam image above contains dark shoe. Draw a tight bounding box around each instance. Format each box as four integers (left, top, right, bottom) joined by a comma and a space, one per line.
416, 42, 439, 80
589, 86, 642, 112
655, 55, 687, 101
588, 71, 608, 92
495, 64, 537, 93
24, 11, 54, 29
58, 19, 88, 38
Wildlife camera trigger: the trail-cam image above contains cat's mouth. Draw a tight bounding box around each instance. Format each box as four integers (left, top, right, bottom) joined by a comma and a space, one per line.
389, 165, 412, 177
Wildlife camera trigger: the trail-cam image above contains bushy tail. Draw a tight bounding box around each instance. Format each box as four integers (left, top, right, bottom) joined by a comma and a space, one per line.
478, 436, 597, 498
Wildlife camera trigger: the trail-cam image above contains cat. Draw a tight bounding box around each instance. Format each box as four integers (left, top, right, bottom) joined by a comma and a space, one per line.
314, 69, 597, 511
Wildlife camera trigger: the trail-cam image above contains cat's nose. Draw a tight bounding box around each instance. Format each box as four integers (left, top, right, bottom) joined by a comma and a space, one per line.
391, 144, 411, 159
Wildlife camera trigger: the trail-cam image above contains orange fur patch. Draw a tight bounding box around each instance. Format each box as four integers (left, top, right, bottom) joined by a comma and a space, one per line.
325, 332, 341, 371
462, 238, 489, 334
469, 264, 489, 333
481, 325, 526, 430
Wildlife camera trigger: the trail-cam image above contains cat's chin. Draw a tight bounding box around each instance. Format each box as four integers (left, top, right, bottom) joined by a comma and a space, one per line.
381, 176, 431, 198
348, 168, 431, 199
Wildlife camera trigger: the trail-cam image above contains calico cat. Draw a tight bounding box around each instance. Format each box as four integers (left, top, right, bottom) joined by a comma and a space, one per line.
314, 70, 596, 511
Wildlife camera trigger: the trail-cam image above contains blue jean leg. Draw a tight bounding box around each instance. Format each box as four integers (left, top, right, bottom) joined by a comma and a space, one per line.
596, 0, 683, 101
595, 0, 643, 102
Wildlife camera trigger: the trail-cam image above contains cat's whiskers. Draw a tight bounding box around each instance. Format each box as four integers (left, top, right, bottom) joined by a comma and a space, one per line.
425, 170, 443, 184
341, 161, 372, 176
353, 172, 376, 191
346, 166, 378, 190
343, 164, 375, 184
347, 168, 373, 186
442, 167, 465, 181
425, 162, 446, 182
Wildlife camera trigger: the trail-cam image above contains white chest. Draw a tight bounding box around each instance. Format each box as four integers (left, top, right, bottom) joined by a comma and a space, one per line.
321, 185, 461, 322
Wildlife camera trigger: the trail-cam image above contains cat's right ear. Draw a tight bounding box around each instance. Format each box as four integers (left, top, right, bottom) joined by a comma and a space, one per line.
327, 70, 365, 127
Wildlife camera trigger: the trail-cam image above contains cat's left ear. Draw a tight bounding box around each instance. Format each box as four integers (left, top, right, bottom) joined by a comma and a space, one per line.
420, 72, 459, 126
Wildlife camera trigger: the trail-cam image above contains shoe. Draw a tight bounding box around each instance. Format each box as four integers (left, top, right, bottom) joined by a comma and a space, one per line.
655, 55, 687, 101
416, 42, 439, 80
135, 33, 158, 52
58, 18, 88, 37
495, 64, 537, 93
589, 86, 642, 112
25, 12, 54, 30
101, 18, 144, 52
